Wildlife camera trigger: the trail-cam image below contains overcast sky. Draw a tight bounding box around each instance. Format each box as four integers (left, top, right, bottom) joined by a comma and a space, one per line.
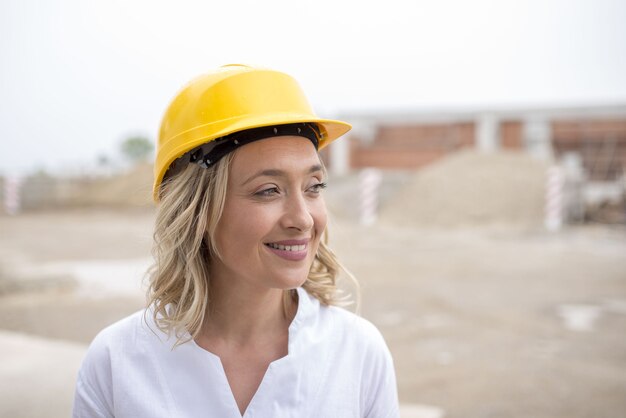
1, 0, 625, 175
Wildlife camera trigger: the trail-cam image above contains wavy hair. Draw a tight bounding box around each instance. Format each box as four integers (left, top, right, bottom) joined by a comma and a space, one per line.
147, 153, 356, 344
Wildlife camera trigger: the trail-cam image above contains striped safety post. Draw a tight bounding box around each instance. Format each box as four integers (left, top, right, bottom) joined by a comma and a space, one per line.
360, 168, 382, 226
545, 166, 564, 231
4, 176, 23, 215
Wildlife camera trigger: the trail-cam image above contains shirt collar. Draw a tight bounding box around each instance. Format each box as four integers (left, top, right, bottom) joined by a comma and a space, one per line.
287, 286, 320, 353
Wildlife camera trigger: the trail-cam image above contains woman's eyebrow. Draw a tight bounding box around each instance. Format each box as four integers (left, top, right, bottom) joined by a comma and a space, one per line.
241, 164, 323, 185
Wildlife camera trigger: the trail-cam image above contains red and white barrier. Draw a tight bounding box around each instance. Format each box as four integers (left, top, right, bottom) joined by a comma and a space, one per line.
545, 166, 564, 231
4, 176, 22, 215
360, 168, 382, 226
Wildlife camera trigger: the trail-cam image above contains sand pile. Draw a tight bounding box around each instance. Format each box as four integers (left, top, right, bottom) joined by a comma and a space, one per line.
380, 150, 549, 227
77, 163, 154, 208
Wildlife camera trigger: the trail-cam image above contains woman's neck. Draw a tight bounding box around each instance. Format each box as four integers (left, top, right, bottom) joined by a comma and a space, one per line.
200, 280, 297, 346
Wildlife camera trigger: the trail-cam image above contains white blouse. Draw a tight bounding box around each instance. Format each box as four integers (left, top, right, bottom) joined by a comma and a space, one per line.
73, 287, 399, 418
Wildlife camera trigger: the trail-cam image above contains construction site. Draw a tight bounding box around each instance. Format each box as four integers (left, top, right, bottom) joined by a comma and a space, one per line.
1, 105, 625, 418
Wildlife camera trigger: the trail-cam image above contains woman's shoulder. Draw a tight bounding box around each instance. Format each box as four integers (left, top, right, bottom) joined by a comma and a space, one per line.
302, 293, 398, 413
322, 306, 399, 417
324, 304, 388, 346
90, 310, 146, 347
80, 308, 152, 371
299, 289, 389, 354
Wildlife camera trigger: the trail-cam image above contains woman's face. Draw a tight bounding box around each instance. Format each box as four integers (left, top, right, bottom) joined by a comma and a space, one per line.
210, 135, 328, 292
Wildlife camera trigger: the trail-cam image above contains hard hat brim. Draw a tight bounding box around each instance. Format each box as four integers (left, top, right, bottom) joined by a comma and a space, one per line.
153, 114, 351, 201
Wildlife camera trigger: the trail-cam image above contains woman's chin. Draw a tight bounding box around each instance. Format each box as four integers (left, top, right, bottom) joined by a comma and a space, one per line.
271, 273, 309, 291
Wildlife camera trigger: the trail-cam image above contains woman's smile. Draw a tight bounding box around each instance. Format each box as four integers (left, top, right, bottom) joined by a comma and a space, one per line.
264, 239, 310, 261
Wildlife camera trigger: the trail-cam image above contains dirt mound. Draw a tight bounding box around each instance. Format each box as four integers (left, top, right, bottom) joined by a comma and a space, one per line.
77, 163, 154, 208
380, 150, 549, 227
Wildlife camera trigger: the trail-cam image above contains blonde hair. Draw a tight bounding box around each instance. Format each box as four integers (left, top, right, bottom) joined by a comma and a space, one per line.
147, 153, 356, 344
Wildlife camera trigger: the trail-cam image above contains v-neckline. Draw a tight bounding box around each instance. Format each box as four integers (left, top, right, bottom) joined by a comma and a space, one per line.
189, 339, 294, 417
187, 288, 307, 417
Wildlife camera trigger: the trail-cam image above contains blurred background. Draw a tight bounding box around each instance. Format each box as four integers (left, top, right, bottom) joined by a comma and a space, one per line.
1, 1, 625, 417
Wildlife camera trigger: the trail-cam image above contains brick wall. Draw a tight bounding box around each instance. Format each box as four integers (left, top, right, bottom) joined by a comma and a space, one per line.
350, 122, 475, 169
500, 121, 524, 149
343, 113, 626, 179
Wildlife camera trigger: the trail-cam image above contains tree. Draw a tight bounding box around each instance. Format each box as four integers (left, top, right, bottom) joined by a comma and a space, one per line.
120, 136, 153, 163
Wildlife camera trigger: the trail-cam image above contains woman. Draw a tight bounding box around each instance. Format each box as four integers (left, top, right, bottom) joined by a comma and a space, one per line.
73, 64, 399, 418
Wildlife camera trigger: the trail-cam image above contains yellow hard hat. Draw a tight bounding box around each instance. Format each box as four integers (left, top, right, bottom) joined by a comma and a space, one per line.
153, 64, 352, 201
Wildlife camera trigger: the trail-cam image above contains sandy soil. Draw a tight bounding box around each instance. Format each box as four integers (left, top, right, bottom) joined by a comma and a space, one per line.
0, 209, 625, 418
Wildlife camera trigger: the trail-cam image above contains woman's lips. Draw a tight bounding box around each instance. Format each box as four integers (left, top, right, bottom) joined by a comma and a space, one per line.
264, 239, 309, 261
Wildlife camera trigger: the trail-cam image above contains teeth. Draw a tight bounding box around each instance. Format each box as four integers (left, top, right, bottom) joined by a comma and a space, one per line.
267, 243, 306, 252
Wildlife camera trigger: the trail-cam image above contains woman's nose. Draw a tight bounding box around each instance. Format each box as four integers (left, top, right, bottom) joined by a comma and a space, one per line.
281, 193, 314, 232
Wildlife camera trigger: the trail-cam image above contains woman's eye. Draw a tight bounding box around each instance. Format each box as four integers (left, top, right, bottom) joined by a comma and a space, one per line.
308, 182, 327, 194
255, 187, 279, 197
